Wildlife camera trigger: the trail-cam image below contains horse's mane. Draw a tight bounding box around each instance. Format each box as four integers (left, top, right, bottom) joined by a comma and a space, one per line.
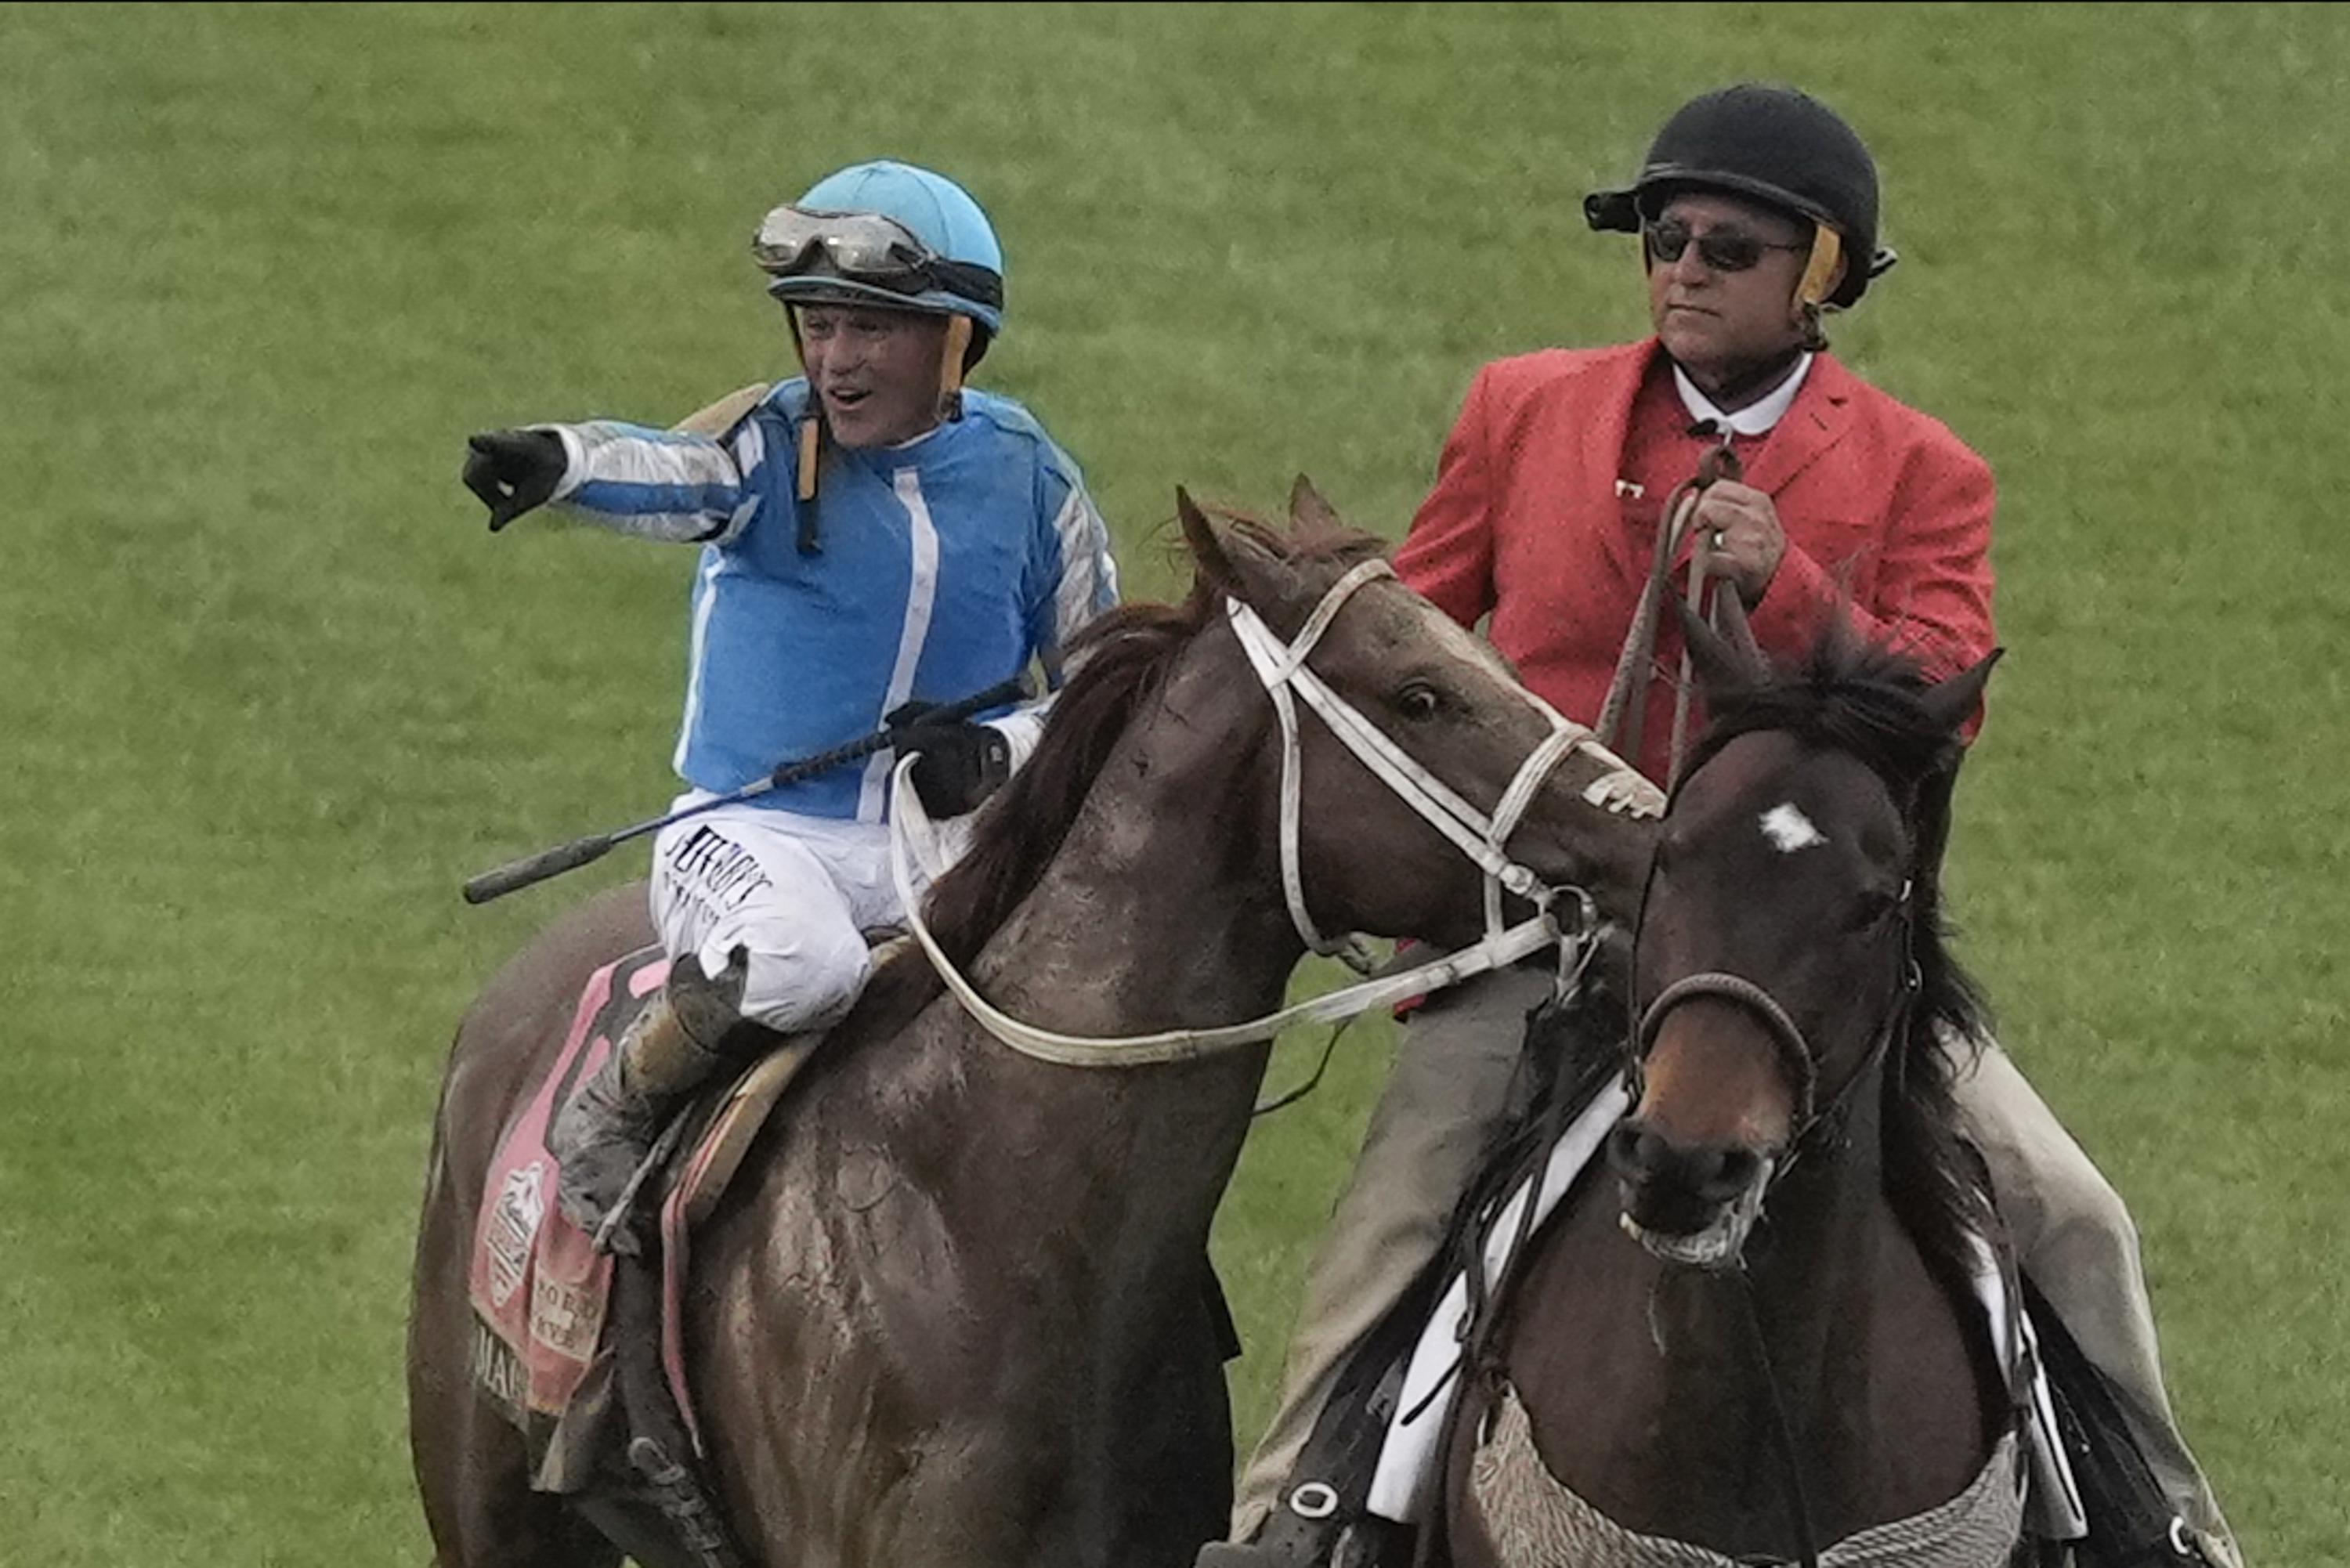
855, 504, 1387, 1030
1678, 620, 1997, 1291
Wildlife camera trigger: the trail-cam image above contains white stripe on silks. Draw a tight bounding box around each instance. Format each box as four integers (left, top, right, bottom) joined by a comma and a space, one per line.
714, 419, 767, 547
859, 468, 944, 822
617, 425, 730, 475
674, 550, 727, 775
1050, 485, 1119, 643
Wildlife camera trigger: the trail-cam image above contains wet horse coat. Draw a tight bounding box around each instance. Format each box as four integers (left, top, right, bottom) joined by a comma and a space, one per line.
409, 486, 1660, 1568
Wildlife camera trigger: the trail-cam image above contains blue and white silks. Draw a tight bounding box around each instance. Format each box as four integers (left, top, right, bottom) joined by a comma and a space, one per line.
542, 381, 1119, 823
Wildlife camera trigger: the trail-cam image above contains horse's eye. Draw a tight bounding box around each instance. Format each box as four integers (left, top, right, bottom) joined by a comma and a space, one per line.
1849, 887, 1898, 931
1393, 681, 1444, 721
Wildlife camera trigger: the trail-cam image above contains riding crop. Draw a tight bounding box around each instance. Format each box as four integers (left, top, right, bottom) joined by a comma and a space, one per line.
461, 672, 1034, 905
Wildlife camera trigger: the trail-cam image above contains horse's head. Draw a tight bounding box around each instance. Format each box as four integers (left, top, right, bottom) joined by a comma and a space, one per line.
1607, 598, 1998, 1268
1177, 481, 1661, 953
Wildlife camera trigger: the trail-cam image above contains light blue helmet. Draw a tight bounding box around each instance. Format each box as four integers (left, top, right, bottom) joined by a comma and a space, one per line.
753, 160, 1006, 338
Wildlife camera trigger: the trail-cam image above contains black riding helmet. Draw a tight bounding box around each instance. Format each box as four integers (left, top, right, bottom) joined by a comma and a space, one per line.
1585, 85, 1896, 309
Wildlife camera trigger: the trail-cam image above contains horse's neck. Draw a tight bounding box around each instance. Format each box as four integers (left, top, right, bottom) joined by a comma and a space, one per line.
1517, 1064, 1995, 1555
1737, 1082, 1911, 1388
1681, 1072, 1996, 1526
977, 639, 1300, 1035
943, 633, 1303, 1273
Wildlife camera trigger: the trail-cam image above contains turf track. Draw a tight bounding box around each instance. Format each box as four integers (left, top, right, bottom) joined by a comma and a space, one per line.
2, 5, 2342, 1562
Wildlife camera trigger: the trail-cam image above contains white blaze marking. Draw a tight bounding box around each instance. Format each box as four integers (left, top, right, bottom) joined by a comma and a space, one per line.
1759, 802, 1828, 853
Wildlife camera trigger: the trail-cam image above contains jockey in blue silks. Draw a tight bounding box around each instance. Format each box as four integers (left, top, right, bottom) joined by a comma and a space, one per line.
462, 161, 1119, 1245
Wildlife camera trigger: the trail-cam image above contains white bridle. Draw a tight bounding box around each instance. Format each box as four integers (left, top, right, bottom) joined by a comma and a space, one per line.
889, 559, 1663, 1068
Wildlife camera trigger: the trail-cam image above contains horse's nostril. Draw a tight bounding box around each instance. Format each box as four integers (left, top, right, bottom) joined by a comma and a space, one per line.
1607, 1122, 1664, 1180
1608, 1123, 1763, 1202
1701, 1146, 1762, 1201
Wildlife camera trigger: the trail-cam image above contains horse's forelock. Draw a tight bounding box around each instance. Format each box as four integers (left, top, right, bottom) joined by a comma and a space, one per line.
1186, 501, 1392, 638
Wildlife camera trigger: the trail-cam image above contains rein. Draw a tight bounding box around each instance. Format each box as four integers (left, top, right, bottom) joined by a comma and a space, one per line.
888, 558, 1657, 1068
1735, 1270, 1823, 1568
1594, 433, 1744, 783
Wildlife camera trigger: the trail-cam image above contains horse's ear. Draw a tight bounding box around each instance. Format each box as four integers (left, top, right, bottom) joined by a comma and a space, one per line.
1177, 486, 1279, 602
1288, 474, 1345, 536
1675, 597, 1766, 696
1177, 486, 1237, 594
1917, 647, 2002, 737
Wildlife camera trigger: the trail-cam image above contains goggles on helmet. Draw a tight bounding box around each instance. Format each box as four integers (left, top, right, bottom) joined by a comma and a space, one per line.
753, 206, 1003, 313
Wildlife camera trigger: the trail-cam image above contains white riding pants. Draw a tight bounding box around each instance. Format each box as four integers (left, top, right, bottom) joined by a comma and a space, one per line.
648, 797, 929, 1034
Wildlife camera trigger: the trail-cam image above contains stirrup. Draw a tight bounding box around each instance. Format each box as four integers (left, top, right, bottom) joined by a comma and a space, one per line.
588, 1113, 694, 1256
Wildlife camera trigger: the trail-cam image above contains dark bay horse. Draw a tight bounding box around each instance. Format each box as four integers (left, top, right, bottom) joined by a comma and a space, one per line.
410, 484, 1660, 1568
1441, 609, 2012, 1566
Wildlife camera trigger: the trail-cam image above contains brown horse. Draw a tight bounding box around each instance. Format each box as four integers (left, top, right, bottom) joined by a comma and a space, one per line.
410, 484, 1660, 1568
1440, 611, 2013, 1566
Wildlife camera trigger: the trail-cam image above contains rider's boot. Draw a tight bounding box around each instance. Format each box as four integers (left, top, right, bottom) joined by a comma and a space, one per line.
548, 946, 763, 1252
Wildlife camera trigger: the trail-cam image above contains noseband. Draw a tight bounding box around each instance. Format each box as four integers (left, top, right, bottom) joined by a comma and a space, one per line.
1627, 848, 1921, 1163
1636, 971, 1821, 1129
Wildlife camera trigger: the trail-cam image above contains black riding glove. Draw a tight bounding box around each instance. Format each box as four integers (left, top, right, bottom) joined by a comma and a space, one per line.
462, 428, 568, 532
886, 702, 1013, 818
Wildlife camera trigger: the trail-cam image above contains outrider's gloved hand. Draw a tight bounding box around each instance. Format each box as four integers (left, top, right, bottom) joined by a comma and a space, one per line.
462, 428, 567, 532
887, 702, 1012, 818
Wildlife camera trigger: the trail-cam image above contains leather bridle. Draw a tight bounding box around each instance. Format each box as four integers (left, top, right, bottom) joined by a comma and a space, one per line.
889, 558, 1661, 1068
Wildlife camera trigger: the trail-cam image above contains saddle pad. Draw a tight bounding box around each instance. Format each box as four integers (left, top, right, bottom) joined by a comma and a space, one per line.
654, 1029, 825, 1454
465, 945, 830, 1477
467, 948, 668, 1451
1468, 1386, 2025, 1568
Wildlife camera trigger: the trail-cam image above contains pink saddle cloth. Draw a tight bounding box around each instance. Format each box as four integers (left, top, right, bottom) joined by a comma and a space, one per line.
466, 944, 832, 1488
465, 947, 671, 1479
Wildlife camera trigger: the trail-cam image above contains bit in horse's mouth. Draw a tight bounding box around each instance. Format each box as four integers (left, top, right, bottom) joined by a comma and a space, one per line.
1618, 1156, 1773, 1270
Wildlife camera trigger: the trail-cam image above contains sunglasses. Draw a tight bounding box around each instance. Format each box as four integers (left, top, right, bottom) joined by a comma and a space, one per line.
753, 207, 1003, 309
1642, 218, 1809, 274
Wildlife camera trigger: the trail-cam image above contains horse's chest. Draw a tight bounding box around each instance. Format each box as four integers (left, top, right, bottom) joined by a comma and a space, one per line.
1465, 1382, 2024, 1568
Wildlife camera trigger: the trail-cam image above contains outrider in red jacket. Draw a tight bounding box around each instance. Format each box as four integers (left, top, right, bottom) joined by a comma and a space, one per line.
1396, 340, 1997, 785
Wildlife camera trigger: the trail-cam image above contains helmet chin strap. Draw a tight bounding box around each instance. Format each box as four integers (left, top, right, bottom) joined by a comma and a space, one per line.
783, 307, 825, 555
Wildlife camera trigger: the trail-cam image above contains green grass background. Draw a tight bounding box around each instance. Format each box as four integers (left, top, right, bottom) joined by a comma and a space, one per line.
2, 2, 2343, 1561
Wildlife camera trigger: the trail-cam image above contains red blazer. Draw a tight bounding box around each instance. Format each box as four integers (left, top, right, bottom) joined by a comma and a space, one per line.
1396, 340, 1997, 782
